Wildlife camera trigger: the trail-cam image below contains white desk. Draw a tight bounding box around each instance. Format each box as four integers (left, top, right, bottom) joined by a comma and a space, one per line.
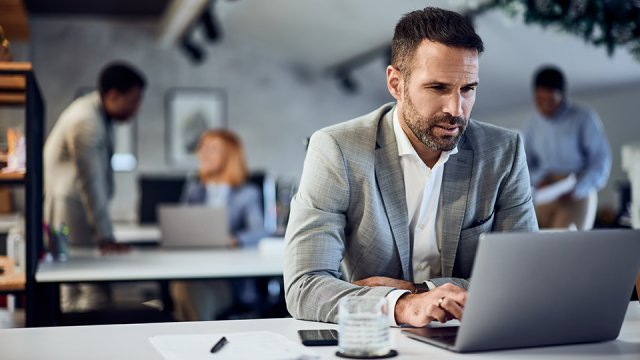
36, 247, 284, 282
1, 302, 639, 360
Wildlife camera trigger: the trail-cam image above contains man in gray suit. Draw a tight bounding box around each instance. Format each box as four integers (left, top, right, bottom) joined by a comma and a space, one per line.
44, 63, 145, 310
284, 7, 537, 327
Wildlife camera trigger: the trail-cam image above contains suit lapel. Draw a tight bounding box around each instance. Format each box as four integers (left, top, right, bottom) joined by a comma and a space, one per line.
440, 141, 474, 277
374, 109, 411, 282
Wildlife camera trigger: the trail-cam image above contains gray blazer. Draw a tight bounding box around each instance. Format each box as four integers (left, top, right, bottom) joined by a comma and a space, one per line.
283, 103, 538, 323
43, 91, 114, 245
182, 180, 267, 246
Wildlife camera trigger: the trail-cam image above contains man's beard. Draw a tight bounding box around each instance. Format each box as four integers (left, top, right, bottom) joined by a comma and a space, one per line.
402, 92, 468, 151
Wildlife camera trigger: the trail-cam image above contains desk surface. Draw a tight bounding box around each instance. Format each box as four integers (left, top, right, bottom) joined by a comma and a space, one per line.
36, 247, 283, 282
1, 302, 639, 360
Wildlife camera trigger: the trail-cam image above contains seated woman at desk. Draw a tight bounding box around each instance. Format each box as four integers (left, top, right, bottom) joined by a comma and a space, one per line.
171, 129, 266, 321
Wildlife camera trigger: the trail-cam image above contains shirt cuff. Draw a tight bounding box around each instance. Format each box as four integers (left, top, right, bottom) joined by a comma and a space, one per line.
386, 289, 411, 327
425, 281, 436, 290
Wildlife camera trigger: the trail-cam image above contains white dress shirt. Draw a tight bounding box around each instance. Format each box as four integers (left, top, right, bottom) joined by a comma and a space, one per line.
386, 107, 458, 326
205, 183, 231, 208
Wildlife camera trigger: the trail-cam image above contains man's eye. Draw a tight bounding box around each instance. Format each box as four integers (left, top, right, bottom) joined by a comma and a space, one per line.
462, 87, 475, 92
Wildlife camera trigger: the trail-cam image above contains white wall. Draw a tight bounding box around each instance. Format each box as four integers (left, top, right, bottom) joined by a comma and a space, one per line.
28, 17, 393, 220
473, 83, 640, 211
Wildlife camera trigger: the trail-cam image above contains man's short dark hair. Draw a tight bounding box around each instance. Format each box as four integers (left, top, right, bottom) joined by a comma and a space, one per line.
98, 62, 146, 97
391, 7, 484, 80
534, 66, 565, 92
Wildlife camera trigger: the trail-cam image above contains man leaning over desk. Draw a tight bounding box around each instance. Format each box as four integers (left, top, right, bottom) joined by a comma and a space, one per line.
283, 7, 538, 328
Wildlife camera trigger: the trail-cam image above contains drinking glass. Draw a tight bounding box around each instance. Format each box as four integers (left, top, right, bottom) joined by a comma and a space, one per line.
338, 296, 390, 357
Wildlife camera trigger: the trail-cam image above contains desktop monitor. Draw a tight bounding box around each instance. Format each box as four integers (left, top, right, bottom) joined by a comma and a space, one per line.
138, 176, 186, 224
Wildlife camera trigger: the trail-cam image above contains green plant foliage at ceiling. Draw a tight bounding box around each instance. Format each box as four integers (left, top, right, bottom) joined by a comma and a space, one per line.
488, 0, 640, 61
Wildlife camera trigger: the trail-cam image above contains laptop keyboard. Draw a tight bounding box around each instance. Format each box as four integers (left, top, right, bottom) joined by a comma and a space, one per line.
402, 326, 459, 348
429, 333, 458, 346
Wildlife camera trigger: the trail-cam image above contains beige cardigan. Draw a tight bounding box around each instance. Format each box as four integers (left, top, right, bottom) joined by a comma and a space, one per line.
43, 91, 114, 245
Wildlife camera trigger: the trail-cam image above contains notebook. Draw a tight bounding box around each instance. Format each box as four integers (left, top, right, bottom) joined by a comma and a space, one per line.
149, 331, 318, 360
402, 229, 640, 352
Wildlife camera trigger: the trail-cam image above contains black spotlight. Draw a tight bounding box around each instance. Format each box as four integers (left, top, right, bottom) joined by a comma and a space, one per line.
201, 8, 223, 42
181, 35, 206, 64
336, 69, 358, 94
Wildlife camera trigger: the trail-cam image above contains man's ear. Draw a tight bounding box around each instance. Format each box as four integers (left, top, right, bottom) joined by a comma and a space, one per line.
387, 65, 403, 101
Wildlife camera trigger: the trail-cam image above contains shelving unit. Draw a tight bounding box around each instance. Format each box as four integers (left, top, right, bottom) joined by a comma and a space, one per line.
0, 62, 44, 327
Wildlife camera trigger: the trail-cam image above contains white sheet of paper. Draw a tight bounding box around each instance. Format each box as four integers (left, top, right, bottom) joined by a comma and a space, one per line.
533, 173, 577, 206
149, 331, 319, 360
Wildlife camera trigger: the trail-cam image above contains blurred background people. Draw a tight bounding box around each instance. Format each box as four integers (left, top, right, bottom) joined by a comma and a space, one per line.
44, 62, 146, 311
523, 66, 611, 230
171, 129, 267, 321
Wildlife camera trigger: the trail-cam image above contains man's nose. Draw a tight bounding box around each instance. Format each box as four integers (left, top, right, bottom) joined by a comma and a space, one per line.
442, 94, 464, 117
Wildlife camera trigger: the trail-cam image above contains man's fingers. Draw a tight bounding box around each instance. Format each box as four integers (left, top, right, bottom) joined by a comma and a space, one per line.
440, 297, 464, 320
433, 283, 467, 307
427, 304, 448, 323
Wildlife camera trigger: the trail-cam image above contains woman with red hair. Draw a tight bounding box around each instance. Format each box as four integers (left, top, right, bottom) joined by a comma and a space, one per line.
171, 129, 266, 321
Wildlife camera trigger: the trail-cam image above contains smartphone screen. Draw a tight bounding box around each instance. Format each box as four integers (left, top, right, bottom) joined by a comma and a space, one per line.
297, 329, 339, 346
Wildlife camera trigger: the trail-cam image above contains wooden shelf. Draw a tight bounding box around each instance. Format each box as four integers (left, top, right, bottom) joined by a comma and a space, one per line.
0, 62, 32, 72
0, 172, 24, 180
0, 255, 25, 292
0, 63, 31, 105
0, 274, 25, 292
0, 0, 30, 40
0, 93, 26, 105
0, 75, 26, 91
0, 63, 45, 327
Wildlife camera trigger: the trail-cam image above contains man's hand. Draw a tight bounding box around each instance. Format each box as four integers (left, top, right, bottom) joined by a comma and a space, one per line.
99, 240, 131, 255
352, 276, 416, 293
394, 283, 466, 327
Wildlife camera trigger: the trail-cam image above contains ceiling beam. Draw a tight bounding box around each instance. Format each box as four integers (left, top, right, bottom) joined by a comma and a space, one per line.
0, 0, 30, 41
157, 0, 210, 48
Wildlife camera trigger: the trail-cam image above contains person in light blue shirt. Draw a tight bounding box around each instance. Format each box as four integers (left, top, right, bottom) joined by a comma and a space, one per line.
523, 66, 611, 230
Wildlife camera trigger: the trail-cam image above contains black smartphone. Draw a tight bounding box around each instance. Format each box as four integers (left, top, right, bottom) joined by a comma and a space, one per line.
297, 329, 339, 346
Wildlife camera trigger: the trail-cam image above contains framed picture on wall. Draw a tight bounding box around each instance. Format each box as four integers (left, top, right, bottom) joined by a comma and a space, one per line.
165, 88, 227, 168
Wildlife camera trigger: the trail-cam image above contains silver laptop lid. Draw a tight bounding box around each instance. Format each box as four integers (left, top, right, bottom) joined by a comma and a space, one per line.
454, 229, 640, 352
158, 205, 229, 248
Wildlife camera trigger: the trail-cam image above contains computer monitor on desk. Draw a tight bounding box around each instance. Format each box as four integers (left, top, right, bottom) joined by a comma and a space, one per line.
137, 173, 277, 232
137, 176, 186, 224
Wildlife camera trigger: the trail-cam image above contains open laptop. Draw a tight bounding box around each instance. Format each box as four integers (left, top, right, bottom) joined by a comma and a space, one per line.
402, 229, 640, 353
158, 205, 229, 248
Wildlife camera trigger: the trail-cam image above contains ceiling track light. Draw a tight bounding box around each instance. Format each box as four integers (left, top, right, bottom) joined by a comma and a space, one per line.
201, 7, 223, 43
180, 35, 206, 64
335, 69, 359, 94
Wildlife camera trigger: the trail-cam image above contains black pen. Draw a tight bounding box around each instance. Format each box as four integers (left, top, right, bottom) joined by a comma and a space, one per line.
210, 336, 228, 353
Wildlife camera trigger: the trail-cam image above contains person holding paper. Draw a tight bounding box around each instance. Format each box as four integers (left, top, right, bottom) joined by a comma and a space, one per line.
523, 66, 611, 230
284, 7, 537, 328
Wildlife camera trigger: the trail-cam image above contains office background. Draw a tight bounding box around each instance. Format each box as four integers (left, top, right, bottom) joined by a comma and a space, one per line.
1, 0, 639, 223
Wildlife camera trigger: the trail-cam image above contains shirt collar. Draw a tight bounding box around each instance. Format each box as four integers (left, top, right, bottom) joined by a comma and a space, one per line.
545, 99, 571, 120
392, 106, 458, 165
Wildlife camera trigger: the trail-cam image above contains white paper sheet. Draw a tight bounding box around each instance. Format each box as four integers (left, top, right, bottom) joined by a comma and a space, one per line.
533, 173, 577, 206
149, 331, 319, 360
